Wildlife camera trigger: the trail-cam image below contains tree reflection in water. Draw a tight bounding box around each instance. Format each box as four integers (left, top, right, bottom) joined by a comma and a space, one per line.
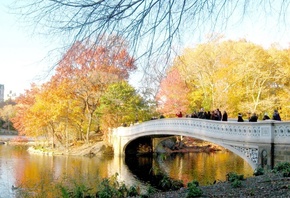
125, 151, 253, 188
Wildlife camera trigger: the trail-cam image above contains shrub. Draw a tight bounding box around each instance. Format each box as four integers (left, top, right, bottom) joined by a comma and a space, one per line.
147, 185, 157, 195
159, 175, 172, 191
226, 172, 244, 189
226, 172, 244, 182
96, 173, 143, 198
273, 162, 290, 177
57, 182, 92, 197
118, 183, 128, 197
96, 178, 117, 198
186, 180, 203, 198
153, 172, 183, 191
171, 179, 184, 190
58, 185, 71, 198
231, 179, 242, 188
187, 180, 199, 188
127, 186, 139, 197
253, 167, 264, 176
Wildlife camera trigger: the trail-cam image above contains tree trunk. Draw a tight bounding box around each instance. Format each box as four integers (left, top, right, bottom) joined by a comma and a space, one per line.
86, 112, 93, 143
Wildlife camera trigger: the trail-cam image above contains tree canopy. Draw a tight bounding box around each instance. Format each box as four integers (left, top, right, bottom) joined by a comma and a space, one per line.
157, 40, 290, 119
11, 38, 152, 147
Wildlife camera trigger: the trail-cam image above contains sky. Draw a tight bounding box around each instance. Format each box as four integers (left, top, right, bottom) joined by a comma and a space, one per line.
1, 1, 290, 100
0, 1, 54, 99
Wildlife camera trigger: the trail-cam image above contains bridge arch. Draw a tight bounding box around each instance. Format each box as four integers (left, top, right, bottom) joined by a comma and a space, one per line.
120, 129, 258, 169
110, 118, 290, 170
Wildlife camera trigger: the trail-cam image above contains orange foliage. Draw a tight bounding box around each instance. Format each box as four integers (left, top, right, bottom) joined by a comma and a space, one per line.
156, 68, 190, 116
12, 84, 40, 135
55, 38, 136, 82
12, 36, 137, 141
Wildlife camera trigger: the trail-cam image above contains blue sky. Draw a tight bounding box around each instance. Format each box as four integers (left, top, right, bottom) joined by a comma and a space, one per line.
0, 1, 53, 99
1, 1, 290, 99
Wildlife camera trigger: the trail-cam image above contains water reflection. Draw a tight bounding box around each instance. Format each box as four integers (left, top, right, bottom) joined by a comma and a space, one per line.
0, 145, 145, 197
0, 144, 253, 197
125, 151, 253, 186
0, 145, 115, 197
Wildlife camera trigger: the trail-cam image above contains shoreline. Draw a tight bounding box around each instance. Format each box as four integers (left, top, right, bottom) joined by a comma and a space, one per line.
142, 172, 290, 198
1, 137, 289, 197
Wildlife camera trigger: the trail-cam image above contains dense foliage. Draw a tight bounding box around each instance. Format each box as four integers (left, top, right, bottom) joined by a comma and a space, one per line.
11, 38, 153, 147
0, 100, 16, 131
157, 40, 290, 119
3, 39, 290, 147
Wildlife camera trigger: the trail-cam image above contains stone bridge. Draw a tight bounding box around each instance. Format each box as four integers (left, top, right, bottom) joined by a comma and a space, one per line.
109, 118, 290, 170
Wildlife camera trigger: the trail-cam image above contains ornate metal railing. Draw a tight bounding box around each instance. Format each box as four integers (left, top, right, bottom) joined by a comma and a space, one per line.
113, 118, 290, 144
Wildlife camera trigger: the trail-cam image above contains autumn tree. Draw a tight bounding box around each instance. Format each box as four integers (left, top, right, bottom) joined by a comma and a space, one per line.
12, 37, 138, 146
169, 40, 234, 112
156, 67, 190, 117
12, 84, 40, 136
0, 98, 17, 130
52, 38, 136, 143
157, 39, 290, 119
99, 81, 152, 141
0, 104, 16, 131
12, 83, 71, 148
228, 42, 278, 114
29, 81, 80, 147
266, 47, 290, 119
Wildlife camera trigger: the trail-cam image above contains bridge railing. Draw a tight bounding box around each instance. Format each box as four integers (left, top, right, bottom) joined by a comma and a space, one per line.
273, 121, 290, 144
112, 118, 290, 144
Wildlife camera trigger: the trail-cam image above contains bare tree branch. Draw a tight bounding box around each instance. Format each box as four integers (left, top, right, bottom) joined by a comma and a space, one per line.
11, 0, 290, 84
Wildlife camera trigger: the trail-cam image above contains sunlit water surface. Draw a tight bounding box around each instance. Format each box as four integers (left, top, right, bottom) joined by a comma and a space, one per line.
0, 143, 253, 197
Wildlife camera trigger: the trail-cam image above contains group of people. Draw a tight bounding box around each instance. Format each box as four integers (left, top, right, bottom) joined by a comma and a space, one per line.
176, 108, 282, 122
177, 108, 228, 121
238, 109, 281, 122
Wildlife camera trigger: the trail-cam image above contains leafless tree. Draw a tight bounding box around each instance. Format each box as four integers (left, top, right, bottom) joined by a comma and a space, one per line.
13, 0, 290, 93
15, 1, 290, 60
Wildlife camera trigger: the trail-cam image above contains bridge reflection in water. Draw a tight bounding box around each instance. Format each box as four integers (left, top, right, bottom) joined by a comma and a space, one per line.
110, 118, 290, 170
124, 151, 253, 186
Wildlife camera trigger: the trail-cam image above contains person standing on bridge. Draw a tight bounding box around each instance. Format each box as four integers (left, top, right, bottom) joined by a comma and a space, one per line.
176, 111, 183, 118
198, 108, 206, 119
191, 111, 198, 118
263, 113, 270, 120
272, 109, 281, 121
217, 108, 222, 120
222, 111, 228, 121
249, 113, 258, 122
237, 113, 244, 122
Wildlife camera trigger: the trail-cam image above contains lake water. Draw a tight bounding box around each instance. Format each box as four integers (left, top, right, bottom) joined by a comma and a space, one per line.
0, 142, 253, 197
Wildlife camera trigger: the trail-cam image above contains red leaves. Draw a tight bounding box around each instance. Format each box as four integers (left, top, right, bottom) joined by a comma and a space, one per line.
156, 68, 190, 116
55, 37, 136, 81
12, 36, 137, 139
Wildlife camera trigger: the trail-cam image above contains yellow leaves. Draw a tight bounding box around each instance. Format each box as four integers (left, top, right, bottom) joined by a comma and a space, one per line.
12, 37, 141, 142
158, 39, 290, 118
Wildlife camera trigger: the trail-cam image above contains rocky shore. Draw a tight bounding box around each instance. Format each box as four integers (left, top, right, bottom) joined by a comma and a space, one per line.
139, 172, 290, 198
27, 141, 110, 156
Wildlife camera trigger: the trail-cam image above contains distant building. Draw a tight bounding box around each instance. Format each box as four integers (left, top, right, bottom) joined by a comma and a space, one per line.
0, 84, 4, 102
